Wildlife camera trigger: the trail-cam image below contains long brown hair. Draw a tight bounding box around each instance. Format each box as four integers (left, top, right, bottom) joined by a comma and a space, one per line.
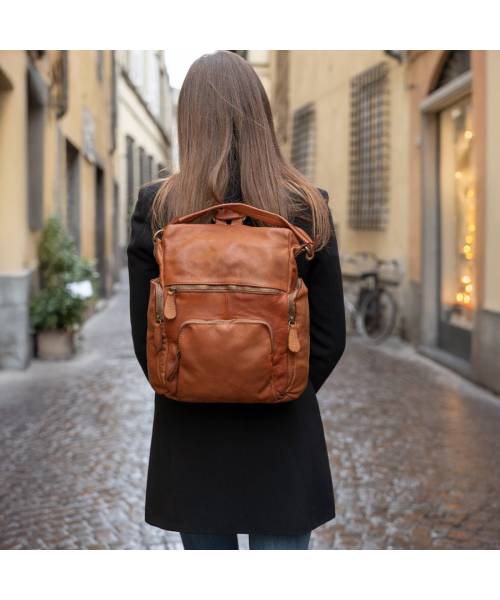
152, 51, 332, 249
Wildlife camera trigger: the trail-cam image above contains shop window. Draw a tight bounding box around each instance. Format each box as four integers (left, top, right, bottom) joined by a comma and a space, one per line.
349, 62, 389, 231
291, 103, 315, 181
438, 96, 475, 358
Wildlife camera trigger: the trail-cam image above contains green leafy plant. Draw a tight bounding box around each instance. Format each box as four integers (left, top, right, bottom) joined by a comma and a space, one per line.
30, 287, 87, 332
30, 217, 98, 332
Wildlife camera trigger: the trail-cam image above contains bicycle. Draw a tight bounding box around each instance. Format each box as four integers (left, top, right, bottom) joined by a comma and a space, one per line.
342, 252, 402, 344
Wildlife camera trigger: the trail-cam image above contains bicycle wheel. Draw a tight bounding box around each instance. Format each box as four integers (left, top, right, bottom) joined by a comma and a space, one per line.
355, 288, 397, 343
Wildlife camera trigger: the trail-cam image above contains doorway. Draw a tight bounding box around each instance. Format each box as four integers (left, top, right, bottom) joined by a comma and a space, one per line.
66, 140, 80, 252
95, 166, 106, 297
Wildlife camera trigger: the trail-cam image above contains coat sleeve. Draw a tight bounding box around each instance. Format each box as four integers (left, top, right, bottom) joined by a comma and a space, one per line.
306, 195, 346, 393
127, 185, 160, 379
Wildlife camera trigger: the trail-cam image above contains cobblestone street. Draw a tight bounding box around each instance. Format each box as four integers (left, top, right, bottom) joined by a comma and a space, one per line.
1, 276, 500, 550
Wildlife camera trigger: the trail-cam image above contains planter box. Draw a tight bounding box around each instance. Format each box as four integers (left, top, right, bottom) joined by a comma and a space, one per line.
37, 330, 75, 360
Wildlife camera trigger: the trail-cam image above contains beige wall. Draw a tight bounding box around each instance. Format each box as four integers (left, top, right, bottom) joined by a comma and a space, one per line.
484, 51, 500, 312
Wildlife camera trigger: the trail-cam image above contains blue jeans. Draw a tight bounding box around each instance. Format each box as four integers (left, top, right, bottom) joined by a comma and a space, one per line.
180, 531, 311, 550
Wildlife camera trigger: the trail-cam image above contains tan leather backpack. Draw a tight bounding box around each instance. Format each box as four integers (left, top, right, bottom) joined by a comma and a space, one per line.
146, 202, 314, 404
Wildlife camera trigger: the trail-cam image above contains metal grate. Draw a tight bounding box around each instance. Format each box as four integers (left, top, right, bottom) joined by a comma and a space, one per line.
291, 103, 316, 181
349, 62, 389, 230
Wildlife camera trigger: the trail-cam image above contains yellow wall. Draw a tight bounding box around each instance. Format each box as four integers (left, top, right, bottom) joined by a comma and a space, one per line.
0, 50, 116, 293
55, 51, 115, 275
0, 52, 31, 273
285, 50, 411, 274
484, 51, 500, 312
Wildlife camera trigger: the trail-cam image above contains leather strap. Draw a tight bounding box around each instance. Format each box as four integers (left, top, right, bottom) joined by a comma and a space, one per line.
214, 208, 246, 225
171, 202, 315, 259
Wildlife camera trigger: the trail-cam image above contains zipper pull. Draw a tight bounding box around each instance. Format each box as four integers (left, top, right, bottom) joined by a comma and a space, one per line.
164, 288, 177, 320
288, 322, 301, 353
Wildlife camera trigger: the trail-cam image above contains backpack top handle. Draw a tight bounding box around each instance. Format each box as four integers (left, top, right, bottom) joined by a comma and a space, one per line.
170, 202, 315, 260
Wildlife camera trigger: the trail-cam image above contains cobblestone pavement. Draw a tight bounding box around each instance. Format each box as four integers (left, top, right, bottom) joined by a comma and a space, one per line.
1, 276, 500, 550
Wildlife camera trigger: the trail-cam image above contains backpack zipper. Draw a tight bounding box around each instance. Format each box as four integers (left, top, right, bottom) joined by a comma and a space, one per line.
164, 284, 281, 320
287, 279, 302, 353
155, 284, 164, 323
154, 283, 164, 352
178, 318, 275, 352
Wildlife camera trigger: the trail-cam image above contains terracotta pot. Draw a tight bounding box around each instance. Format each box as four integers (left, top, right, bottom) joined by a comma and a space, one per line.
37, 330, 75, 360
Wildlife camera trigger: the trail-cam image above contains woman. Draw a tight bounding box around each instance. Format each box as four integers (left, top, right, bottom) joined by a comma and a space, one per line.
127, 51, 345, 550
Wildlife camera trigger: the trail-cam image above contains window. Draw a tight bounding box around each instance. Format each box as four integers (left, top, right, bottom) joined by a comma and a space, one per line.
96, 51, 104, 82
147, 155, 153, 182
438, 96, 475, 359
27, 65, 47, 231
290, 103, 315, 180
138, 147, 146, 186
66, 140, 80, 252
349, 62, 389, 230
126, 136, 135, 216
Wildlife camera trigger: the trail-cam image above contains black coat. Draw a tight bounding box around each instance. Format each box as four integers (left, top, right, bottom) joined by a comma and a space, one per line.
127, 182, 346, 535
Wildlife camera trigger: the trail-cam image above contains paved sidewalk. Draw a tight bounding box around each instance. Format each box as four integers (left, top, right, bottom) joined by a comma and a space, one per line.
1, 275, 499, 549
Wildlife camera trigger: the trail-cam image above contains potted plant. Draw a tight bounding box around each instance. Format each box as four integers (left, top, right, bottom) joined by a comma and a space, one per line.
30, 217, 97, 360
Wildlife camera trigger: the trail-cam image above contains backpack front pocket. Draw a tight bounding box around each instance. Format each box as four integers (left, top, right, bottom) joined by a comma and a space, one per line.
176, 319, 275, 403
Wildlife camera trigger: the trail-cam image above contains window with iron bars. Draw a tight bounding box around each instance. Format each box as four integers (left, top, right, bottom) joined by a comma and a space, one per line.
349, 62, 389, 230
291, 103, 315, 181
